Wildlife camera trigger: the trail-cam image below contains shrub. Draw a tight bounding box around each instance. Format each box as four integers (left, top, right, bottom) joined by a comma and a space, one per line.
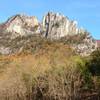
0, 40, 95, 100
71, 56, 93, 89
30, 56, 93, 100
88, 48, 100, 76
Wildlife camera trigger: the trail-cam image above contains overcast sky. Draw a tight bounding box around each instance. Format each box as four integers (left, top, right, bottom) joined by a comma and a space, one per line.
0, 0, 100, 39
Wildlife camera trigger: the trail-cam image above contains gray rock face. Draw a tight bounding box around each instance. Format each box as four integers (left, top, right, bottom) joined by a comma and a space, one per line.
0, 12, 97, 56
42, 12, 84, 39
5, 14, 40, 39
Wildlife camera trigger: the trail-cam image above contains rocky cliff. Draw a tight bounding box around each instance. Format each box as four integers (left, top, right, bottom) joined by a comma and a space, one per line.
42, 12, 85, 39
5, 14, 40, 38
0, 12, 97, 55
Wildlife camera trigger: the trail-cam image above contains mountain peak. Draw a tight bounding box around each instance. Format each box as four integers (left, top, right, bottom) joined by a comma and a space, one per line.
4, 14, 40, 38
42, 12, 85, 39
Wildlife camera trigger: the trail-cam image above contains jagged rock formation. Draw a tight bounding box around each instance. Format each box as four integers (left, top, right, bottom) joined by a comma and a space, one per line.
5, 14, 40, 39
42, 12, 85, 39
0, 12, 97, 56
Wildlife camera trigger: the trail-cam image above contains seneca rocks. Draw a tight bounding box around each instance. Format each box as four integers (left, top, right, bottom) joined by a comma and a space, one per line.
0, 12, 97, 55
42, 12, 85, 39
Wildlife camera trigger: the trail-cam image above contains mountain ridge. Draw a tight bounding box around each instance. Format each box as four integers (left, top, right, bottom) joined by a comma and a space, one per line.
0, 12, 97, 56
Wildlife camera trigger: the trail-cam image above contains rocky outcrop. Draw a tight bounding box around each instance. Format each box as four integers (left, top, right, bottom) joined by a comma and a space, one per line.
5, 14, 40, 39
0, 12, 97, 56
42, 12, 85, 39
41, 12, 97, 56
0, 14, 41, 55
